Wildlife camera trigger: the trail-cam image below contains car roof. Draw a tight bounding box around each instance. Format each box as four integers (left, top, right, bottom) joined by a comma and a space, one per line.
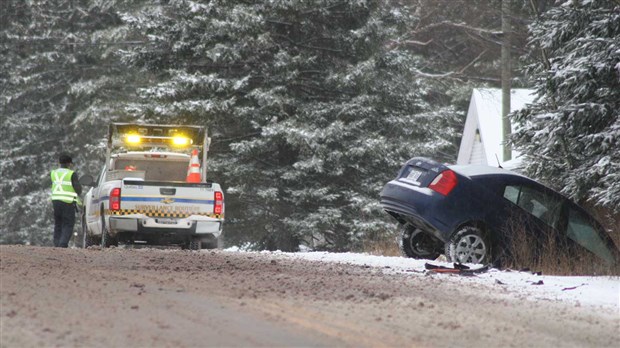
448, 164, 527, 179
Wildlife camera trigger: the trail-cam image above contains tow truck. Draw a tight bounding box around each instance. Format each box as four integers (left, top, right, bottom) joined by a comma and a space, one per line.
79, 123, 224, 250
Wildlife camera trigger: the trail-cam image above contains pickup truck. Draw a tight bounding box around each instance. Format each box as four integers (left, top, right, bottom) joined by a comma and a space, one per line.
80, 123, 224, 250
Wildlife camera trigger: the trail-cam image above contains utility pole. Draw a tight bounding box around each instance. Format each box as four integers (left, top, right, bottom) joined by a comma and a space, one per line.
501, 0, 512, 162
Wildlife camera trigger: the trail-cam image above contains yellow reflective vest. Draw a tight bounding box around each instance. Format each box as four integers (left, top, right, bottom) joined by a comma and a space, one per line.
51, 168, 80, 204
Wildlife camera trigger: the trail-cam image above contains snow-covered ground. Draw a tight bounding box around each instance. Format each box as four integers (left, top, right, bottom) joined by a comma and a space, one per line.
227, 248, 620, 312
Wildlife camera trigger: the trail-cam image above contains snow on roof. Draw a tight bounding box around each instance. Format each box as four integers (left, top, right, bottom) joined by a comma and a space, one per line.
457, 88, 536, 169
449, 164, 526, 178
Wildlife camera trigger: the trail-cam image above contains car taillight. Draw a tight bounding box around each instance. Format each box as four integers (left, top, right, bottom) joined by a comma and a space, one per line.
214, 191, 223, 215
428, 169, 457, 196
110, 188, 121, 211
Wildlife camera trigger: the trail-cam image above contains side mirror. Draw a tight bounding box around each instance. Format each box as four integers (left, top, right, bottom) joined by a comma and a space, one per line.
79, 174, 95, 187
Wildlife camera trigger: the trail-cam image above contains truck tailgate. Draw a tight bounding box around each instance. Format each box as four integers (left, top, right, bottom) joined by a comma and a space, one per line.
118, 179, 220, 218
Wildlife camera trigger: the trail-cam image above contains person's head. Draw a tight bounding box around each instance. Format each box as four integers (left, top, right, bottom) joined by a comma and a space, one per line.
58, 153, 73, 168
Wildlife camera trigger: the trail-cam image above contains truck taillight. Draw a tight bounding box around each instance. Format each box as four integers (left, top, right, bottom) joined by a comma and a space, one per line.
214, 191, 223, 215
110, 188, 121, 211
428, 169, 457, 196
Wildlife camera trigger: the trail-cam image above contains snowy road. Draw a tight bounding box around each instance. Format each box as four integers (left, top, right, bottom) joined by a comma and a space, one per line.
1, 245, 618, 347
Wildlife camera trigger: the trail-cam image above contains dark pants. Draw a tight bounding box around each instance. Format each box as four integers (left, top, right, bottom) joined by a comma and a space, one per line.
53, 200, 76, 248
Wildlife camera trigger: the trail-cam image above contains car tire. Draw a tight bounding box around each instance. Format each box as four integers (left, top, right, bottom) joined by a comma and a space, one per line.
400, 225, 441, 260
445, 226, 489, 264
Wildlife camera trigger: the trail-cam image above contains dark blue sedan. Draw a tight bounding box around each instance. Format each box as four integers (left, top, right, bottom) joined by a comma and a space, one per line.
380, 157, 619, 265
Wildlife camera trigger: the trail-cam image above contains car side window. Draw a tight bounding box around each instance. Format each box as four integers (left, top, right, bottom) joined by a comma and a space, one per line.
503, 185, 520, 204
503, 185, 562, 228
566, 208, 614, 264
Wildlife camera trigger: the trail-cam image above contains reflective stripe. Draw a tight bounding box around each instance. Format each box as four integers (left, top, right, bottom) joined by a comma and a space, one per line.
51, 168, 78, 203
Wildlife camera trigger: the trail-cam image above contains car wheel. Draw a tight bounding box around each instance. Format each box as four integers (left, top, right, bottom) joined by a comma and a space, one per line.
400, 225, 441, 260
446, 226, 489, 264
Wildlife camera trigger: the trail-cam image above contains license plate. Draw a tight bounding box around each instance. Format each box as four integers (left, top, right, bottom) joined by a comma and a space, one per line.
156, 218, 177, 225
407, 169, 423, 182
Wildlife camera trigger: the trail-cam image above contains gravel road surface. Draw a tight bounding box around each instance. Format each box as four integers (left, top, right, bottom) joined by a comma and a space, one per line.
1, 245, 618, 347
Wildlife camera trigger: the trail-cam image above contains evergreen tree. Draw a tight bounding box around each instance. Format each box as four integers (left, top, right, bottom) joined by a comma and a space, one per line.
512, 0, 620, 212
0, 0, 148, 244
122, 0, 459, 251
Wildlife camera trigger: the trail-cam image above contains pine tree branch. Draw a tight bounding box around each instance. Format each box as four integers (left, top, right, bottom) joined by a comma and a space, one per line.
301, 2, 347, 16
272, 34, 342, 53
528, 0, 558, 110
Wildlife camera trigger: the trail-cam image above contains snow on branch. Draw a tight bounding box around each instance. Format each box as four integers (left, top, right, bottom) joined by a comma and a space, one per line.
412, 21, 503, 36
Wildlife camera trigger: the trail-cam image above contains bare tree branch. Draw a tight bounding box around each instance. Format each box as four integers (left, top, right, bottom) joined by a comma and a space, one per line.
412, 21, 502, 36
388, 38, 433, 48
459, 49, 488, 74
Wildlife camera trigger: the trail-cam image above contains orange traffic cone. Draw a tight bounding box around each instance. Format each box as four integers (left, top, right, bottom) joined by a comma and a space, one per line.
186, 149, 201, 183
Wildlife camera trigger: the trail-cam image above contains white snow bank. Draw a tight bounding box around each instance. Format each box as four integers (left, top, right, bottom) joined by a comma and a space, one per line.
225, 248, 620, 311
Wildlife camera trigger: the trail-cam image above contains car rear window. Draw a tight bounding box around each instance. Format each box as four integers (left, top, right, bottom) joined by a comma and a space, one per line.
114, 159, 188, 182
566, 208, 615, 264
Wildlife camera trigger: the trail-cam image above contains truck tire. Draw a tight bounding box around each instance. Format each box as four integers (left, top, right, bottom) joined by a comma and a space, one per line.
82, 216, 95, 248
188, 238, 202, 250
100, 214, 116, 248
200, 234, 222, 249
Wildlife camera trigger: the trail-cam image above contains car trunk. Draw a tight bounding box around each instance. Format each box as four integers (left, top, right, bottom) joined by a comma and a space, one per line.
398, 158, 450, 188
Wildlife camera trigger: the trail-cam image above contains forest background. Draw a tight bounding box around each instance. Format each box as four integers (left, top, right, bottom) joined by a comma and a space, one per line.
1, 0, 619, 251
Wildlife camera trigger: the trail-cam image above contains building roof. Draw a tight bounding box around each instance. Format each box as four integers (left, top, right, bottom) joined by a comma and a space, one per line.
456, 88, 536, 170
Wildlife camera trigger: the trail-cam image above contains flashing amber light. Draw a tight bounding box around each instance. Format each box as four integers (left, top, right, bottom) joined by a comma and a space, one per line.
172, 136, 191, 146
125, 134, 141, 144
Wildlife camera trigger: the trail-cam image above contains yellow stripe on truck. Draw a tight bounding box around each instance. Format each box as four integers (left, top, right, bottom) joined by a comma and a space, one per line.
107, 209, 223, 219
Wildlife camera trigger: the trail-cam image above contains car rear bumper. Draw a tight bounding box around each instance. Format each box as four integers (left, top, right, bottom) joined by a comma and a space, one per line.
380, 179, 449, 241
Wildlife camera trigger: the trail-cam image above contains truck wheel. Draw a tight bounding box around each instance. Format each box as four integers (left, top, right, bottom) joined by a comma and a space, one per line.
100, 215, 115, 248
188, 238, 202, 251
200, 234, 221, 249
82, 217, 94, 248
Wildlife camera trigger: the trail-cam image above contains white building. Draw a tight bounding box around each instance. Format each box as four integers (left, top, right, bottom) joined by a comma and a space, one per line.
456, 88, 536, 170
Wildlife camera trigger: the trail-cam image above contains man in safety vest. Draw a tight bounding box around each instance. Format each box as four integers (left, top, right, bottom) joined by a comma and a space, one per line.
51, 153, 82, 248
